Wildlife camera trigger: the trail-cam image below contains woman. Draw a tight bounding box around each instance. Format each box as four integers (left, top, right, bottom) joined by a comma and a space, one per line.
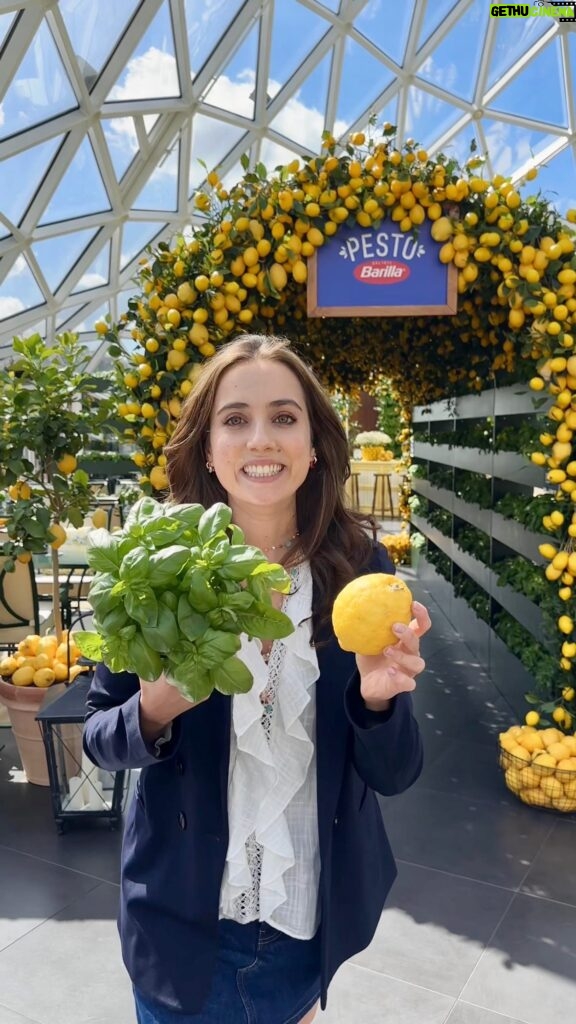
83, 334, 430, 1024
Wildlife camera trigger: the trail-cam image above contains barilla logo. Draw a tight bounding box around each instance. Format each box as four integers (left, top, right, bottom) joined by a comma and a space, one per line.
353, 260, 410, 284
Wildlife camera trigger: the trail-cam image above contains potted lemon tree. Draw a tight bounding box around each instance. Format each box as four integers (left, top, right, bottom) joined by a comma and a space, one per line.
0, 332, 115, 780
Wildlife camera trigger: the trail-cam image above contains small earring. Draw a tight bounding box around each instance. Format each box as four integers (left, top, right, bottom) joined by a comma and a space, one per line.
206, 460, 214, 473
310, 452, 317, 467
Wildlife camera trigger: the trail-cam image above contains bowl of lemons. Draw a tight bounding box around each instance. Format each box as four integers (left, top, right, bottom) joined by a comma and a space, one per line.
499, 724, 576, 812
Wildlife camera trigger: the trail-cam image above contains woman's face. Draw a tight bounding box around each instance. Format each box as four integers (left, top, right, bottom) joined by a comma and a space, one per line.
207, 359, 314, 515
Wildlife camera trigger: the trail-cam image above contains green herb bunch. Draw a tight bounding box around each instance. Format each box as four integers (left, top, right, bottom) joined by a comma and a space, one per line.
75, 497, 294, 702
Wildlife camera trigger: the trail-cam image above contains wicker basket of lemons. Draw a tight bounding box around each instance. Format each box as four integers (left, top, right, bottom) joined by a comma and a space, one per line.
499, 724, 576, 812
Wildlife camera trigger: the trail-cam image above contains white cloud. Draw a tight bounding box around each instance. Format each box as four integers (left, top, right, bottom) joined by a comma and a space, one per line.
10, 255, 28, 278
0, 296, 25, 319
108, 47, 179, 101
483, 121, 533, 178
417, 56, 458, 93
75, 272, 107, 290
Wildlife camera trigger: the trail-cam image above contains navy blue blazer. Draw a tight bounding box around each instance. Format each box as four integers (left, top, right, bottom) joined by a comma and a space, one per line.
83, 545, 423, 1013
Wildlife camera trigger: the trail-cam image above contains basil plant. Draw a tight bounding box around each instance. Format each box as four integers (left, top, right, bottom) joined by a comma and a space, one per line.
75, 498, 294, 702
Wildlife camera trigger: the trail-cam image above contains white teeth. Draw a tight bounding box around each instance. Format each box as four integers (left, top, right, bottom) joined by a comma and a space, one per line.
243, 464, 283, 477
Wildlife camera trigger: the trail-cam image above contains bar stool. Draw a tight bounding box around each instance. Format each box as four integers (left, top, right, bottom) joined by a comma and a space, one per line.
349, 473, 360, 510
371, 473, 395, 518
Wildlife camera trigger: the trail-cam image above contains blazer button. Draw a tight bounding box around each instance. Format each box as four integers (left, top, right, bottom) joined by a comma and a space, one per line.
176, 758, 185, 775
178, 812, 187, 830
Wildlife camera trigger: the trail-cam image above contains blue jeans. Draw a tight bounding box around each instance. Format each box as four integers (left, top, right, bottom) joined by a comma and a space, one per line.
134, 918, 321, 1024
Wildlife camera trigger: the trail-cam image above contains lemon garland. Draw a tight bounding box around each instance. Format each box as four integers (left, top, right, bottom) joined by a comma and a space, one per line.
99, 125, 576, 725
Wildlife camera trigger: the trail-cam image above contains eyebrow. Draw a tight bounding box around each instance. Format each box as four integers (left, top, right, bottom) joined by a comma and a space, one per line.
216, 399, 304, 414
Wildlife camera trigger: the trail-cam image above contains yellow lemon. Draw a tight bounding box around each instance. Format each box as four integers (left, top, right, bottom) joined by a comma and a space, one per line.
11, 665, 35, 686
49, 522, 67, 549
332, 573, 413, 656
91, 508, 108, 529
149, 465, 169, 491
56, 453, 77, 475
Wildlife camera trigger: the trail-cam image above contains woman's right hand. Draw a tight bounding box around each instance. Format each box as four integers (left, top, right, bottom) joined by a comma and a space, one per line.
139, 673, 208, 743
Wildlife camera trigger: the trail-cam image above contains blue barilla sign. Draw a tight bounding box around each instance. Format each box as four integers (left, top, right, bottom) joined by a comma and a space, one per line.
307, 220, 457, 317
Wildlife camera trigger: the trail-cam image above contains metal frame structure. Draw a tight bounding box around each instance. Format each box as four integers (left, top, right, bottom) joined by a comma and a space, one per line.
0, 0, 574, 363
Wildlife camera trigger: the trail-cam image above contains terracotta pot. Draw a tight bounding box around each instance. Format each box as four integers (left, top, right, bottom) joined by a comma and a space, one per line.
0, 679, 69, 785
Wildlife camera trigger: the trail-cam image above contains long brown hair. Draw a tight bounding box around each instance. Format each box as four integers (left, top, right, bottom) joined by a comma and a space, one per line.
164, 334, 375, 637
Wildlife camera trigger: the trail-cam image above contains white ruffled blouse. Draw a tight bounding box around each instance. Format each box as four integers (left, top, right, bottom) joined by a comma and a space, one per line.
218, 561, 321, 939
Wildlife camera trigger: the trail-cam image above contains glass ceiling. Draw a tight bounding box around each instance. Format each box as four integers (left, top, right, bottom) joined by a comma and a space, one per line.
0, 0, 575, 364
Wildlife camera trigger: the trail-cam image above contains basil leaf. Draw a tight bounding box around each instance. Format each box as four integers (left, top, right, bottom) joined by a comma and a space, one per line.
177, 594, 209, 639
196, 628, 241, 668
141, 603, 180, 653
87, 573, 122, 617
86, 532, 121, 573
211, 655, 253, 695
198, 502, 232, 542
119, 546, 151, 583
74, 632, 104, 662
160, 590, 178, 612
187, 570, 219, 612
167, 659, 213, 703
148, 545, 190, 585
236, 604, 294, 640
100, 606, 131, 634
166, 503, 204, 528
126, 634, 163, 681
124, 586, 159, 626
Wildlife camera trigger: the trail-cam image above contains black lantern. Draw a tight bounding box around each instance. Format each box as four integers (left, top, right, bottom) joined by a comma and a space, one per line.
37, 672, 129, 833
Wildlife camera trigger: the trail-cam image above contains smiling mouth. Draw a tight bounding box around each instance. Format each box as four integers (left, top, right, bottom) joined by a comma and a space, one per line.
242, 463, 284, 478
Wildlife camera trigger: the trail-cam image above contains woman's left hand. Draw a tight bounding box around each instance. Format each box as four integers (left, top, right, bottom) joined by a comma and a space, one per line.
356, 601, 431, 712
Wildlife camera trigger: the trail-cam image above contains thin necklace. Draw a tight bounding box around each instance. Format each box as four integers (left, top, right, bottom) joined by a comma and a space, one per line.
262, 531, 300, 552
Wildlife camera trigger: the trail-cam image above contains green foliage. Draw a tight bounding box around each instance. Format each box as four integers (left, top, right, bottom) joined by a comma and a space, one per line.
452, 571, 490, 622
493, 611, 561, 697
493, 493, 552, 534
455, 524, 491, 564
76, 497, 294, 701
373, 379, 403, 457
0, 332, 116, 568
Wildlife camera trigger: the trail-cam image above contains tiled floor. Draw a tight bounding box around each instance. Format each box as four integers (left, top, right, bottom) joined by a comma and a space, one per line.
1, 565, 575, 1024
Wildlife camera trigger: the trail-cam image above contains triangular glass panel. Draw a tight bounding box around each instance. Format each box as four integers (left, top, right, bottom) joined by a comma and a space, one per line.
268, 0, 329, 101
184, 0, 245, 80
38, 136, 111, 225
260, 139, 303, 174
570, 30, 576, 97
106, 0, 180, 101
369, 97, 400, 138
221, 160, 247, 192
56, 303, 86, 328
202, 21, 259, 119
73, 301, 112, 334
417, 0, 459, 49
354, 0, 414, 66
405, 85, 462, 149
525, 146, 576, 219
0, 18, 78, 140
0, 135, 63, 227
0, 12, 16, 51
489, 38, 567, 128
269, 51, 331, 148
335, 39, 394, 130
486, 12, 549, 91
121, 221, 165, 270
482, 118, 558, 178
71, 240, 111, 294
441, 125, 484, 168
132, 140, 179, 211
0, 255, 45, 321
416, 0, 487, 104
59, 0, 139, 82
102, 117, 139, 180
31, 228, 97, 293
188, 115, 245, 193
